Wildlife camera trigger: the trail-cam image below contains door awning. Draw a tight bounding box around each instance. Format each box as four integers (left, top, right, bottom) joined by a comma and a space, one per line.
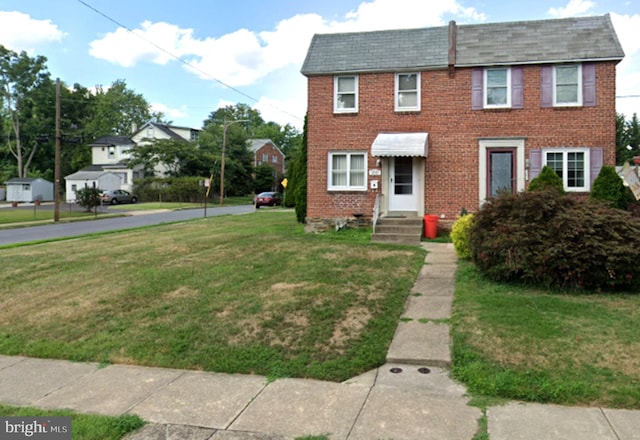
371, 132, 428, 157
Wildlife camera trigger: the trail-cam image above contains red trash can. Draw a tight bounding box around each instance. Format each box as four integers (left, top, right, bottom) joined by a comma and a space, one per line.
424, 214, 438, 239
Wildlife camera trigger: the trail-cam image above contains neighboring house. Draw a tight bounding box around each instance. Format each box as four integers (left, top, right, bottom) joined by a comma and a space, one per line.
64, 171, 122, 203
249, 139, 286, 175
5, 178, 53, 202
64, 122, 200, 197
301, 14, 624, 229
86, 135, 136, 192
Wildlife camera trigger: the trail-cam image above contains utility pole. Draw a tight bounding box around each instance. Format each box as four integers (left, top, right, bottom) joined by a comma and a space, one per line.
54, 78, 61, 222
219, 117, 248, 205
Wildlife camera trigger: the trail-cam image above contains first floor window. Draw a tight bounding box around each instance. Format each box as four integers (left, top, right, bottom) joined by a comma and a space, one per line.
543, 149, 588, 191
329, 152, 367, 190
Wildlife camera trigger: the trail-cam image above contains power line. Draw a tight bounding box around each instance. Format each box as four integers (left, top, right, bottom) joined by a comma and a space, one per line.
75, 0, 303, 123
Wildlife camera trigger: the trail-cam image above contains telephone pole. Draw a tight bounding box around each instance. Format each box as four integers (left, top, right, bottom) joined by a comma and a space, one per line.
219, 118, 248, 205
54, 78, 61, 222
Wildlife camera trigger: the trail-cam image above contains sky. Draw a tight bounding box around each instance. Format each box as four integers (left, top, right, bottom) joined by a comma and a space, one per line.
1, 0, 640, 131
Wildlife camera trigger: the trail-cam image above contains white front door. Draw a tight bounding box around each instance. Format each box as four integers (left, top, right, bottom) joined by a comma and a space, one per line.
389, 157, 418, 211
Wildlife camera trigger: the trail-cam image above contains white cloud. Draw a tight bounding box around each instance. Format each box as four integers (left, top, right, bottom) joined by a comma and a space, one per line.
150, 102, 187, 121
611, 13, 640, 117
88, 0, 486, 88
341, 0, 485, 31
548, 0, 595, 18
0, 11, 65, 52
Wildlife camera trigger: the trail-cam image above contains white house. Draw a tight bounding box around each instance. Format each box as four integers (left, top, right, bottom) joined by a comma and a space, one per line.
64, 123, 201, 199
5, 178, 54, 202
64, 171, 122, 203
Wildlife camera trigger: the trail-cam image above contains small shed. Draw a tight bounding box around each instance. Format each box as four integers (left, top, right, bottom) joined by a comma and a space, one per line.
64, 171, 122, 203
5, 178, 54, 202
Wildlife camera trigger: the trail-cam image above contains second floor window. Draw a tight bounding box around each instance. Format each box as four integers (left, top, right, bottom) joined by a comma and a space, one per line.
485, 68, 511, 108
554, 64, 582, 106
334, 75, 358, 113
107, 146, 116, 159
395, 73, 420, 111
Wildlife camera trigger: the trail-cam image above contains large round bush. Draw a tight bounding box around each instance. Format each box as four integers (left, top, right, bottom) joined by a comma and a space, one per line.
470, 189, 640, 290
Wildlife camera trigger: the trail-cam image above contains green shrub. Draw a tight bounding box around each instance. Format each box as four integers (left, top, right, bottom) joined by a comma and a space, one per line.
470, 189, 640, 290
528, 165, 565, 194
451, 213, 474, 259
133, 177, 209, 203
591, 165, 630, 210
75, 186, 102, 211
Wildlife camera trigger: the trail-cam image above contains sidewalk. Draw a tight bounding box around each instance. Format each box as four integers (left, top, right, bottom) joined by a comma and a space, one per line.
0, 243, 638, 439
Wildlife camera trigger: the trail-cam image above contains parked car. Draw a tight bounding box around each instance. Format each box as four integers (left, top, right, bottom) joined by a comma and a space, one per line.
253, 192, 282, 208
101, 189, 137, 205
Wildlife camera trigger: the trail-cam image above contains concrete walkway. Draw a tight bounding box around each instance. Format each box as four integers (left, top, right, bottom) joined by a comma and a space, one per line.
0, 243, 638, 439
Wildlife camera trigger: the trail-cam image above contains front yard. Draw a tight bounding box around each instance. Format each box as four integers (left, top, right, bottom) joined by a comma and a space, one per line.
453, 260, 640, 409
0, 211, 425, 382
1, 210, 638, 409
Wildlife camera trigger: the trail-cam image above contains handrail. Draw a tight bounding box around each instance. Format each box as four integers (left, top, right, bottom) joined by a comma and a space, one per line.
372, 193, 382, 233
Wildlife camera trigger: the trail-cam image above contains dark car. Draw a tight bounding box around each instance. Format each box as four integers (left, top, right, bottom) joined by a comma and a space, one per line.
101, 189, 137, 205
253, 192, 282, 208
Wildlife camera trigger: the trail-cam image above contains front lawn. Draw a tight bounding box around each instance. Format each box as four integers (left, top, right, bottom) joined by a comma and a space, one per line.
452, 260, 640, 409
0, 405, 144, 440
0, 207, 99, 225
0, 211, 425, 382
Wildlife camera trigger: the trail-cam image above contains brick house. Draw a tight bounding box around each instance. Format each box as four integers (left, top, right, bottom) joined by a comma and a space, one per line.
249, 139, 286, 176
301, 14, 624, 233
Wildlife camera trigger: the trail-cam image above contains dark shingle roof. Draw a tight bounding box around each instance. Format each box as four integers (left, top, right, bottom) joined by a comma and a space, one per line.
456, 14, 624, 66
301, 14, 624, 75
301, 26, 449, 75
89, 135, 133, 146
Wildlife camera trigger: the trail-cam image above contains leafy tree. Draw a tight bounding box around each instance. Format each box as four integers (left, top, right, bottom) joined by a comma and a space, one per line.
198, 115, 254, 197
83, 79, 155, 137
289, 115, 308, 223
616, 112, 640, 165
75, 186, 102, 212
0, 45, 51, 177
254, 163, 277, 193
125, 138, 199, 177
528, 165, 565, 194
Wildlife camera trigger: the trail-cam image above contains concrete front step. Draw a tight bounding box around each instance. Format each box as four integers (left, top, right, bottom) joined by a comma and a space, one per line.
372, 215, 423, 245
371, 233, 422, 245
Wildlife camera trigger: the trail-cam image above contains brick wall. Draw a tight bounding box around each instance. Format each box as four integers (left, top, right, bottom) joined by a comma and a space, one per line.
306, 62, 618, 221
256, 142, 285, 175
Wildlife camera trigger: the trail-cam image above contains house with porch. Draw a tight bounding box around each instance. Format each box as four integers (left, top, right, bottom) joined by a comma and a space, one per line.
301, 14, 624, 243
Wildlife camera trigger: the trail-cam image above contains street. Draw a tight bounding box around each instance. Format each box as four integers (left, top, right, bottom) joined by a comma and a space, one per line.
0, 204, 254, 246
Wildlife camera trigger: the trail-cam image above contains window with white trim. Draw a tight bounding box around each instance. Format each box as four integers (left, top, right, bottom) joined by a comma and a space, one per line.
395, 73, 420, 111
484, 68, 511, 108
554, 64, 582, 106
328, 152, 367, 191
334, 75, 358, 113
543, 148, 589, 191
